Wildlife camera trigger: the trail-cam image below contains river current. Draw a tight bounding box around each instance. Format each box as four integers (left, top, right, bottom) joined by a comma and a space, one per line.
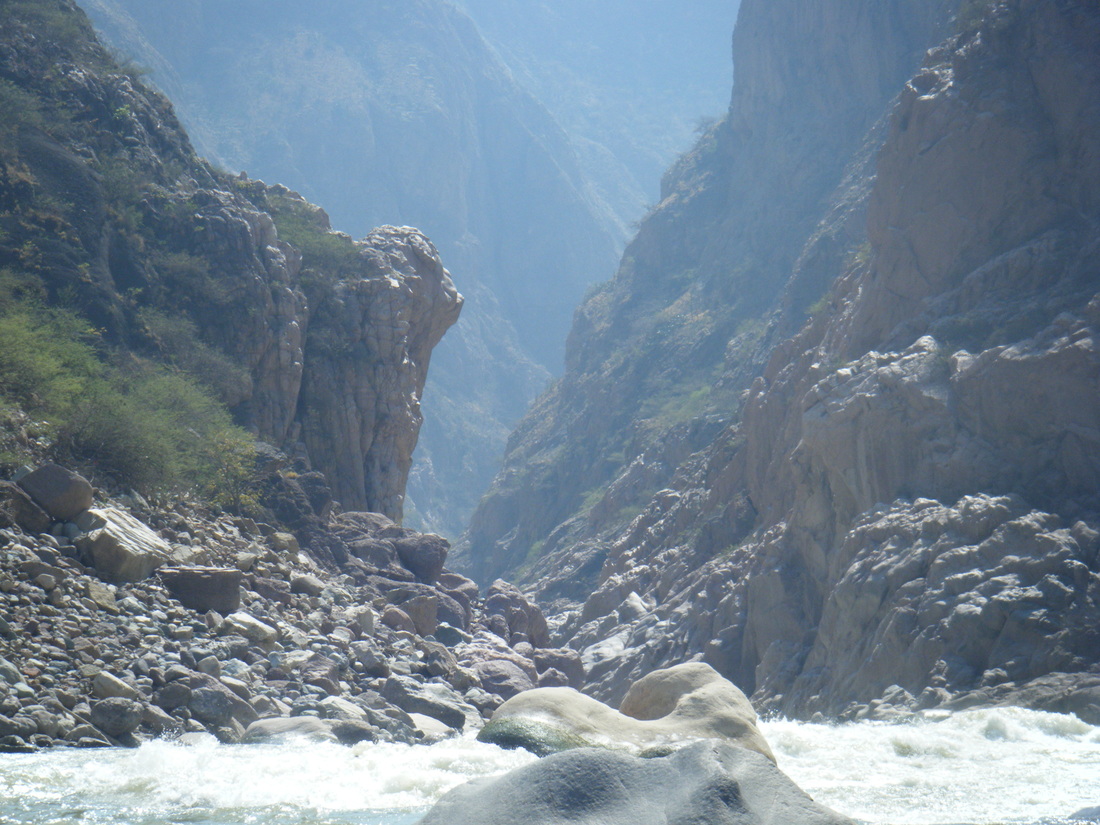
1, 706, 1096, 825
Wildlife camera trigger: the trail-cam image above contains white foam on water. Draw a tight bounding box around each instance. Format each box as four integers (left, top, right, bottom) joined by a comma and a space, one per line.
0, 733, 536, 825
761, 706, 1100, 825
1, 709, 1096, 825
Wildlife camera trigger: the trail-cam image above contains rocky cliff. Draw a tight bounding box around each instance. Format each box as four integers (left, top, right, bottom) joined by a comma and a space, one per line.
464, 0, 1100, 719
460, 0, 954, 585
80, 0, 624, 538
0, 0, 460, 520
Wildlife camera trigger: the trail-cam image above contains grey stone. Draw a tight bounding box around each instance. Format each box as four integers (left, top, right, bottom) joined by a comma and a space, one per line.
381, 606, 415, 634
92, 671, 139, 700
534, 648, 585, 689
189, 687, 233, 726
0, 481, 52, 534
472, 658, 535, 701
394, 534, 449, 584
90, 697, 143, 736
75, 508, 172, 583
0, 714, 36, 738
159, 567, 242, 614
382, 675, 468, 729
290, 573, 326, 597
419, 741, 853, 825
221, 612, 277, 648
242, 716, 337, 743
350, 640, 391, 678
16, 464, 93, 521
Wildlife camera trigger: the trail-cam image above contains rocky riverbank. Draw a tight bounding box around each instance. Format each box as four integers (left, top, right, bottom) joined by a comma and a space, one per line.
0, 462, 581, 752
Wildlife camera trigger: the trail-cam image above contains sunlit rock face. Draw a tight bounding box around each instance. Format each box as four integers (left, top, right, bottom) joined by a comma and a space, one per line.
457, 0, 954, 588
298, 227, 462, 520
466, 0, 1100, 716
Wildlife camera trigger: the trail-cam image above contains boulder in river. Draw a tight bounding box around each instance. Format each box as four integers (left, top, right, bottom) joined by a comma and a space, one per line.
419, 741, 852, 825
478, 662, 774, 761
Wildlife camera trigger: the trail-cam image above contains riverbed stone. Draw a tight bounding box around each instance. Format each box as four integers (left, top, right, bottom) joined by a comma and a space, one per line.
92, 671, 139, 700
16, 464, 93, 521
242, 716, 337, 743
482, 663, 774, 761
381, 675, 468, 729
221, 612, 277, 648
90, 697, 143, 736
75, 508, 172, 583
394, 534, 449, 584
159, 567, 242, 614
189, 687, 233, 726
419, 741, 853, 825
0, 481, 52, 534
471, 658, 535, 701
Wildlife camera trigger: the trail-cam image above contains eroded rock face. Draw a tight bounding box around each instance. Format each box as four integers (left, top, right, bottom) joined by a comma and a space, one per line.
765, 495, 1100, 715
175, 195, 462, 522
0, 1, 462, 526
299, 227, 462, 520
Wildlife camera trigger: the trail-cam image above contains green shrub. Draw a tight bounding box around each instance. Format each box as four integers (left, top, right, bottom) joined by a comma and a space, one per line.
138, 308, 249, 404
268, 200, 359, 275
0, 308, 102, 413
0, 301, 257, 500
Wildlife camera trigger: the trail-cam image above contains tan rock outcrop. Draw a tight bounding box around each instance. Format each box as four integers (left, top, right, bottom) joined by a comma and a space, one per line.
480, 662, 773, 761
300, 227, 462, 519
75, 507, 173, 583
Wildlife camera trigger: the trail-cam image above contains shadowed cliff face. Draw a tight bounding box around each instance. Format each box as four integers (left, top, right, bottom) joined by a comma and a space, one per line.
467, 0, 1100, 717
0, 0, 460, 521
458, 0, 953, 588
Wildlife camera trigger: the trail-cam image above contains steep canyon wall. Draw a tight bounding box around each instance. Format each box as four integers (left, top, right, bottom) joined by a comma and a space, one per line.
465, 0, 1100, 718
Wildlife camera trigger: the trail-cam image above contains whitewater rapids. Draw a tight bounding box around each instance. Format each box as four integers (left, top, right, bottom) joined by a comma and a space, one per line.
0, 707, 1096, 825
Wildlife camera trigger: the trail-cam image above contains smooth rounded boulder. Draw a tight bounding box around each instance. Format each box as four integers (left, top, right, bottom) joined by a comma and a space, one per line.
16, 463, 93, 521
419, 741, 852, 825
241, 716, 337, 743
478, 662, 774, 761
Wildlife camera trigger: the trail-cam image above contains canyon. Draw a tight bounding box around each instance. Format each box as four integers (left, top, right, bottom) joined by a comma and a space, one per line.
464, 0, 1100, 719
0, 0, 1098, 822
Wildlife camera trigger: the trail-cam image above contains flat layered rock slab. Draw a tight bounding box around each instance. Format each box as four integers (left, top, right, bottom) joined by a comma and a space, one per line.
159, 567, 243, 613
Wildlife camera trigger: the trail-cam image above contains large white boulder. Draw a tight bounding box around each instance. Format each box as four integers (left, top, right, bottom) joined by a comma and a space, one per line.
479, 662, 774, 762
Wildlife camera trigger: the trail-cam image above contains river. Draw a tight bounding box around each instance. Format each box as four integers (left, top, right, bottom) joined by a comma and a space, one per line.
1, 707, 1096, 825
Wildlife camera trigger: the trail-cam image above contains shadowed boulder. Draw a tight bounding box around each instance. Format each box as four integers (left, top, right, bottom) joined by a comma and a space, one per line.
16, 464, 93, 521
159, 567, 242, 613
419, 741, 852, 825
